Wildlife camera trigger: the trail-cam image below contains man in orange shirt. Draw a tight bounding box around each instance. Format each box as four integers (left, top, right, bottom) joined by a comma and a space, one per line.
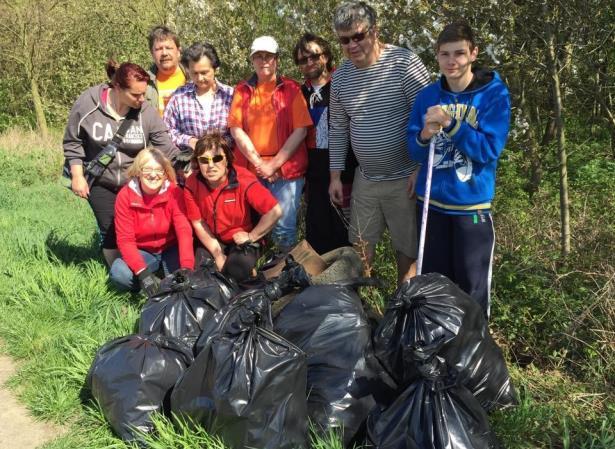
229, 36, 312, 255
145, 25, 187, 116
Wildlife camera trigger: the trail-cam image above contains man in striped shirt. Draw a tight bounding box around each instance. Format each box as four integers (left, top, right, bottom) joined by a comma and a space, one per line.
328, 1, 430, 284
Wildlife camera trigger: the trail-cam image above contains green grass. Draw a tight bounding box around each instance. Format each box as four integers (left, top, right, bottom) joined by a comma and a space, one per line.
0, 129, 613, 448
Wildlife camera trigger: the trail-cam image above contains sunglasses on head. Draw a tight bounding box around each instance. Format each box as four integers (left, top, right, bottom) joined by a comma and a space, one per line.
198, 154, 225, 164
297, 53, 323, 65
337, 28, 372, 45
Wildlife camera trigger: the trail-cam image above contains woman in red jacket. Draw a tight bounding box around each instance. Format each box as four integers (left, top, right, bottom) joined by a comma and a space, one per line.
184, 132, 282, 282
110, 148, 194, 295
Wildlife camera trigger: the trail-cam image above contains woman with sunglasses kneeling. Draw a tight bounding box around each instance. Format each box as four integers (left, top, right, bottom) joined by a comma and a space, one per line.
183, 133, 282, 282
110, 148, 195, 296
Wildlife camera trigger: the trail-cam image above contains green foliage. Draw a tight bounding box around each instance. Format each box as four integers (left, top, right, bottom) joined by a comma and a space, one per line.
491, 366, 614, 448
0, 132, 139, 431
491, 129, 614, 390
0, 77, 36, 132
6, 0, 612, 143
138, 414, 228, 449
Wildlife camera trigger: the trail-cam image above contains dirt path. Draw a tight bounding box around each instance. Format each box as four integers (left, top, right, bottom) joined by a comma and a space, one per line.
0, 355, 64, 449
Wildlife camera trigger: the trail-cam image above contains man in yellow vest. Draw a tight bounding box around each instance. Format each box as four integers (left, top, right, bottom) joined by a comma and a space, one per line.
145, 25, 188, 116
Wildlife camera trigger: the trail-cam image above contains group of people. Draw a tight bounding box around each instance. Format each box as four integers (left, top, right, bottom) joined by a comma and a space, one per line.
63, 1, 510, 319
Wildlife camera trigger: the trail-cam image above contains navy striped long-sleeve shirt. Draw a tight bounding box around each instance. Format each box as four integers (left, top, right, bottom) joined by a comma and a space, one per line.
329, 45, 430, 181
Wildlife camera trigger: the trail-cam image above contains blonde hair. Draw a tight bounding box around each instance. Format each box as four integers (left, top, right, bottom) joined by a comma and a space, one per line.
127, 147, 177, 183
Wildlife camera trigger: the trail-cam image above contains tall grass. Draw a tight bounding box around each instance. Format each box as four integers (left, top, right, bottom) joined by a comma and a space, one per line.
0, 127, 612, 448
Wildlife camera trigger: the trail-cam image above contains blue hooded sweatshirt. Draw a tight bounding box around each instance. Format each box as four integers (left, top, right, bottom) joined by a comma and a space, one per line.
407, 70, 510, 214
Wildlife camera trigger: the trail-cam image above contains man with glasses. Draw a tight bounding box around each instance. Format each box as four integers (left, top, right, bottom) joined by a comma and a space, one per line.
328, 1, 430, 284
229, 35, 312, 258
293, 33, 357, 255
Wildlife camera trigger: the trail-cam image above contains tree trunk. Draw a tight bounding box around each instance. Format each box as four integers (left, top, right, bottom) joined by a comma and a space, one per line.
541, 111, 557, 146
521, 84, 544, 196
546, 17, 570, 256
30, 76, 48, 139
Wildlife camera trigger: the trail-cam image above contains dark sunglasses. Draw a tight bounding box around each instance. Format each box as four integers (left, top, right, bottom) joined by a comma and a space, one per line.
197, 154, 225, 164
337, 28, 372, 45
297, 53, 323, 65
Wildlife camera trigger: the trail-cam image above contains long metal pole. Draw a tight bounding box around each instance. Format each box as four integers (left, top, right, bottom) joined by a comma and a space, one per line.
416, 134, 438, 276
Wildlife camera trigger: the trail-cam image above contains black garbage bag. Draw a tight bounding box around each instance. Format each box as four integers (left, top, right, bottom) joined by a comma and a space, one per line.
274, 284, 397, 447
194, 254, 312, 354
86, 334, 194, 443
367, 354, 499, 449
171, 263, 310, 449
139, 263, 237, 351
373, 273, 517, 411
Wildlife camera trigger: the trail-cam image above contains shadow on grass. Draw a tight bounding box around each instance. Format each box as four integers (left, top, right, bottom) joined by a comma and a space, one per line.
45, 231, 102, 265
79, 382, 93, 405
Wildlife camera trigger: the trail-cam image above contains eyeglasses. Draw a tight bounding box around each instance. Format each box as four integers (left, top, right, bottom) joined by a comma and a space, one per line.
141, 168, 165, 176
297, 53, 323, 65
198, 154, 225, 164
337, 28, 372, 45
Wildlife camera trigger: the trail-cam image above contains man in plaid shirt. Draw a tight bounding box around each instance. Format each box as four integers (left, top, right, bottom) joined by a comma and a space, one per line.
164, 42, 234, 152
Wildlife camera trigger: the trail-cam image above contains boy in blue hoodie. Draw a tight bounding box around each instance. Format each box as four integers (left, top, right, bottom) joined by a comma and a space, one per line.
407, 21, 511, 318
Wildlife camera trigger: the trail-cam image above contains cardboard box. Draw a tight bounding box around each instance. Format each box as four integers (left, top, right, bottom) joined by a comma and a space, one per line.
263, 240, 327, 280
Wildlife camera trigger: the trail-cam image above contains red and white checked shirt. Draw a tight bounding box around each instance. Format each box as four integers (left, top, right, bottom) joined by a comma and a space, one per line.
163, 81, 234, 149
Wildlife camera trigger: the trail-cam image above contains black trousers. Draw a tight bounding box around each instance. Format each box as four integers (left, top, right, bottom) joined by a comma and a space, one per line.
195, 243, 260, 283
305, 175, 350, 255
417, 204, 495, 318
87, 184, 119, 249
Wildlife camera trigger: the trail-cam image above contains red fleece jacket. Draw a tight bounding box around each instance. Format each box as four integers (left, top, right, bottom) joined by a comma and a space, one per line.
183, 166, 278, 244
114, 179, 195, 274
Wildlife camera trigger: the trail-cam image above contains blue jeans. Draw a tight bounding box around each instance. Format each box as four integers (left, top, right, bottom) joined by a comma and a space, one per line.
262, 177, 304, 249
109, 246, 180, 292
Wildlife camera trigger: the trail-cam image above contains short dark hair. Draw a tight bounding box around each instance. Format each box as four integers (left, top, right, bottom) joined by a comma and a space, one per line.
148, 25, 180, 51
293, 33, 334, 71
193, 132, 234, 167
181, 42, 221, 69
436, 20, 476, 51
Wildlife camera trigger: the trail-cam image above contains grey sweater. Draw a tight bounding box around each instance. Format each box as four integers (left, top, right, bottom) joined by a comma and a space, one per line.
63, 83, 178, 190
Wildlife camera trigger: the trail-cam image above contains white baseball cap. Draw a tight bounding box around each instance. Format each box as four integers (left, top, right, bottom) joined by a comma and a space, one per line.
250, 36, 279, 57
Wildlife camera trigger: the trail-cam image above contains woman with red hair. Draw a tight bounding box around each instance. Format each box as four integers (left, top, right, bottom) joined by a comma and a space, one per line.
63, 60, 178, 266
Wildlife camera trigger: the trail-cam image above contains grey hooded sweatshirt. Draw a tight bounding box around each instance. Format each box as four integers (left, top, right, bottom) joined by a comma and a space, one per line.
63, 83, 178, 191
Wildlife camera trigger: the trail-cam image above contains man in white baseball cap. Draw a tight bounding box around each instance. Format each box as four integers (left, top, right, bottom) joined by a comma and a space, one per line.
249, 35, 279, 57
229, 35, 312, 260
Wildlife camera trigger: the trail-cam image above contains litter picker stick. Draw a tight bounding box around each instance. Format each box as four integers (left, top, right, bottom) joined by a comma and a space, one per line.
416, 133, 439, 276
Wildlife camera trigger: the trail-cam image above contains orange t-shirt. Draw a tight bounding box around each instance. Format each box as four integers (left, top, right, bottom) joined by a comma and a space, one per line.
228, 80, 312, 159
156, 67, 186, 116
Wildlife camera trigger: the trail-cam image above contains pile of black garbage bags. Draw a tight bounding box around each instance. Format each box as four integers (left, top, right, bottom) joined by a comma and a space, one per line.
86, 258, 517, 449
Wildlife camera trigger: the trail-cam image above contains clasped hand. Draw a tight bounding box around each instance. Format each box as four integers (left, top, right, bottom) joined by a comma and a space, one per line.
232, 231, 252, 245
255, 159, 280, 182
421, 105, 452, 140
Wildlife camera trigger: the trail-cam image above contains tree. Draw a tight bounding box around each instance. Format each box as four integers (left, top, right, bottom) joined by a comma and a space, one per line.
0, 0, 75, 138
0, 0, 168, 134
